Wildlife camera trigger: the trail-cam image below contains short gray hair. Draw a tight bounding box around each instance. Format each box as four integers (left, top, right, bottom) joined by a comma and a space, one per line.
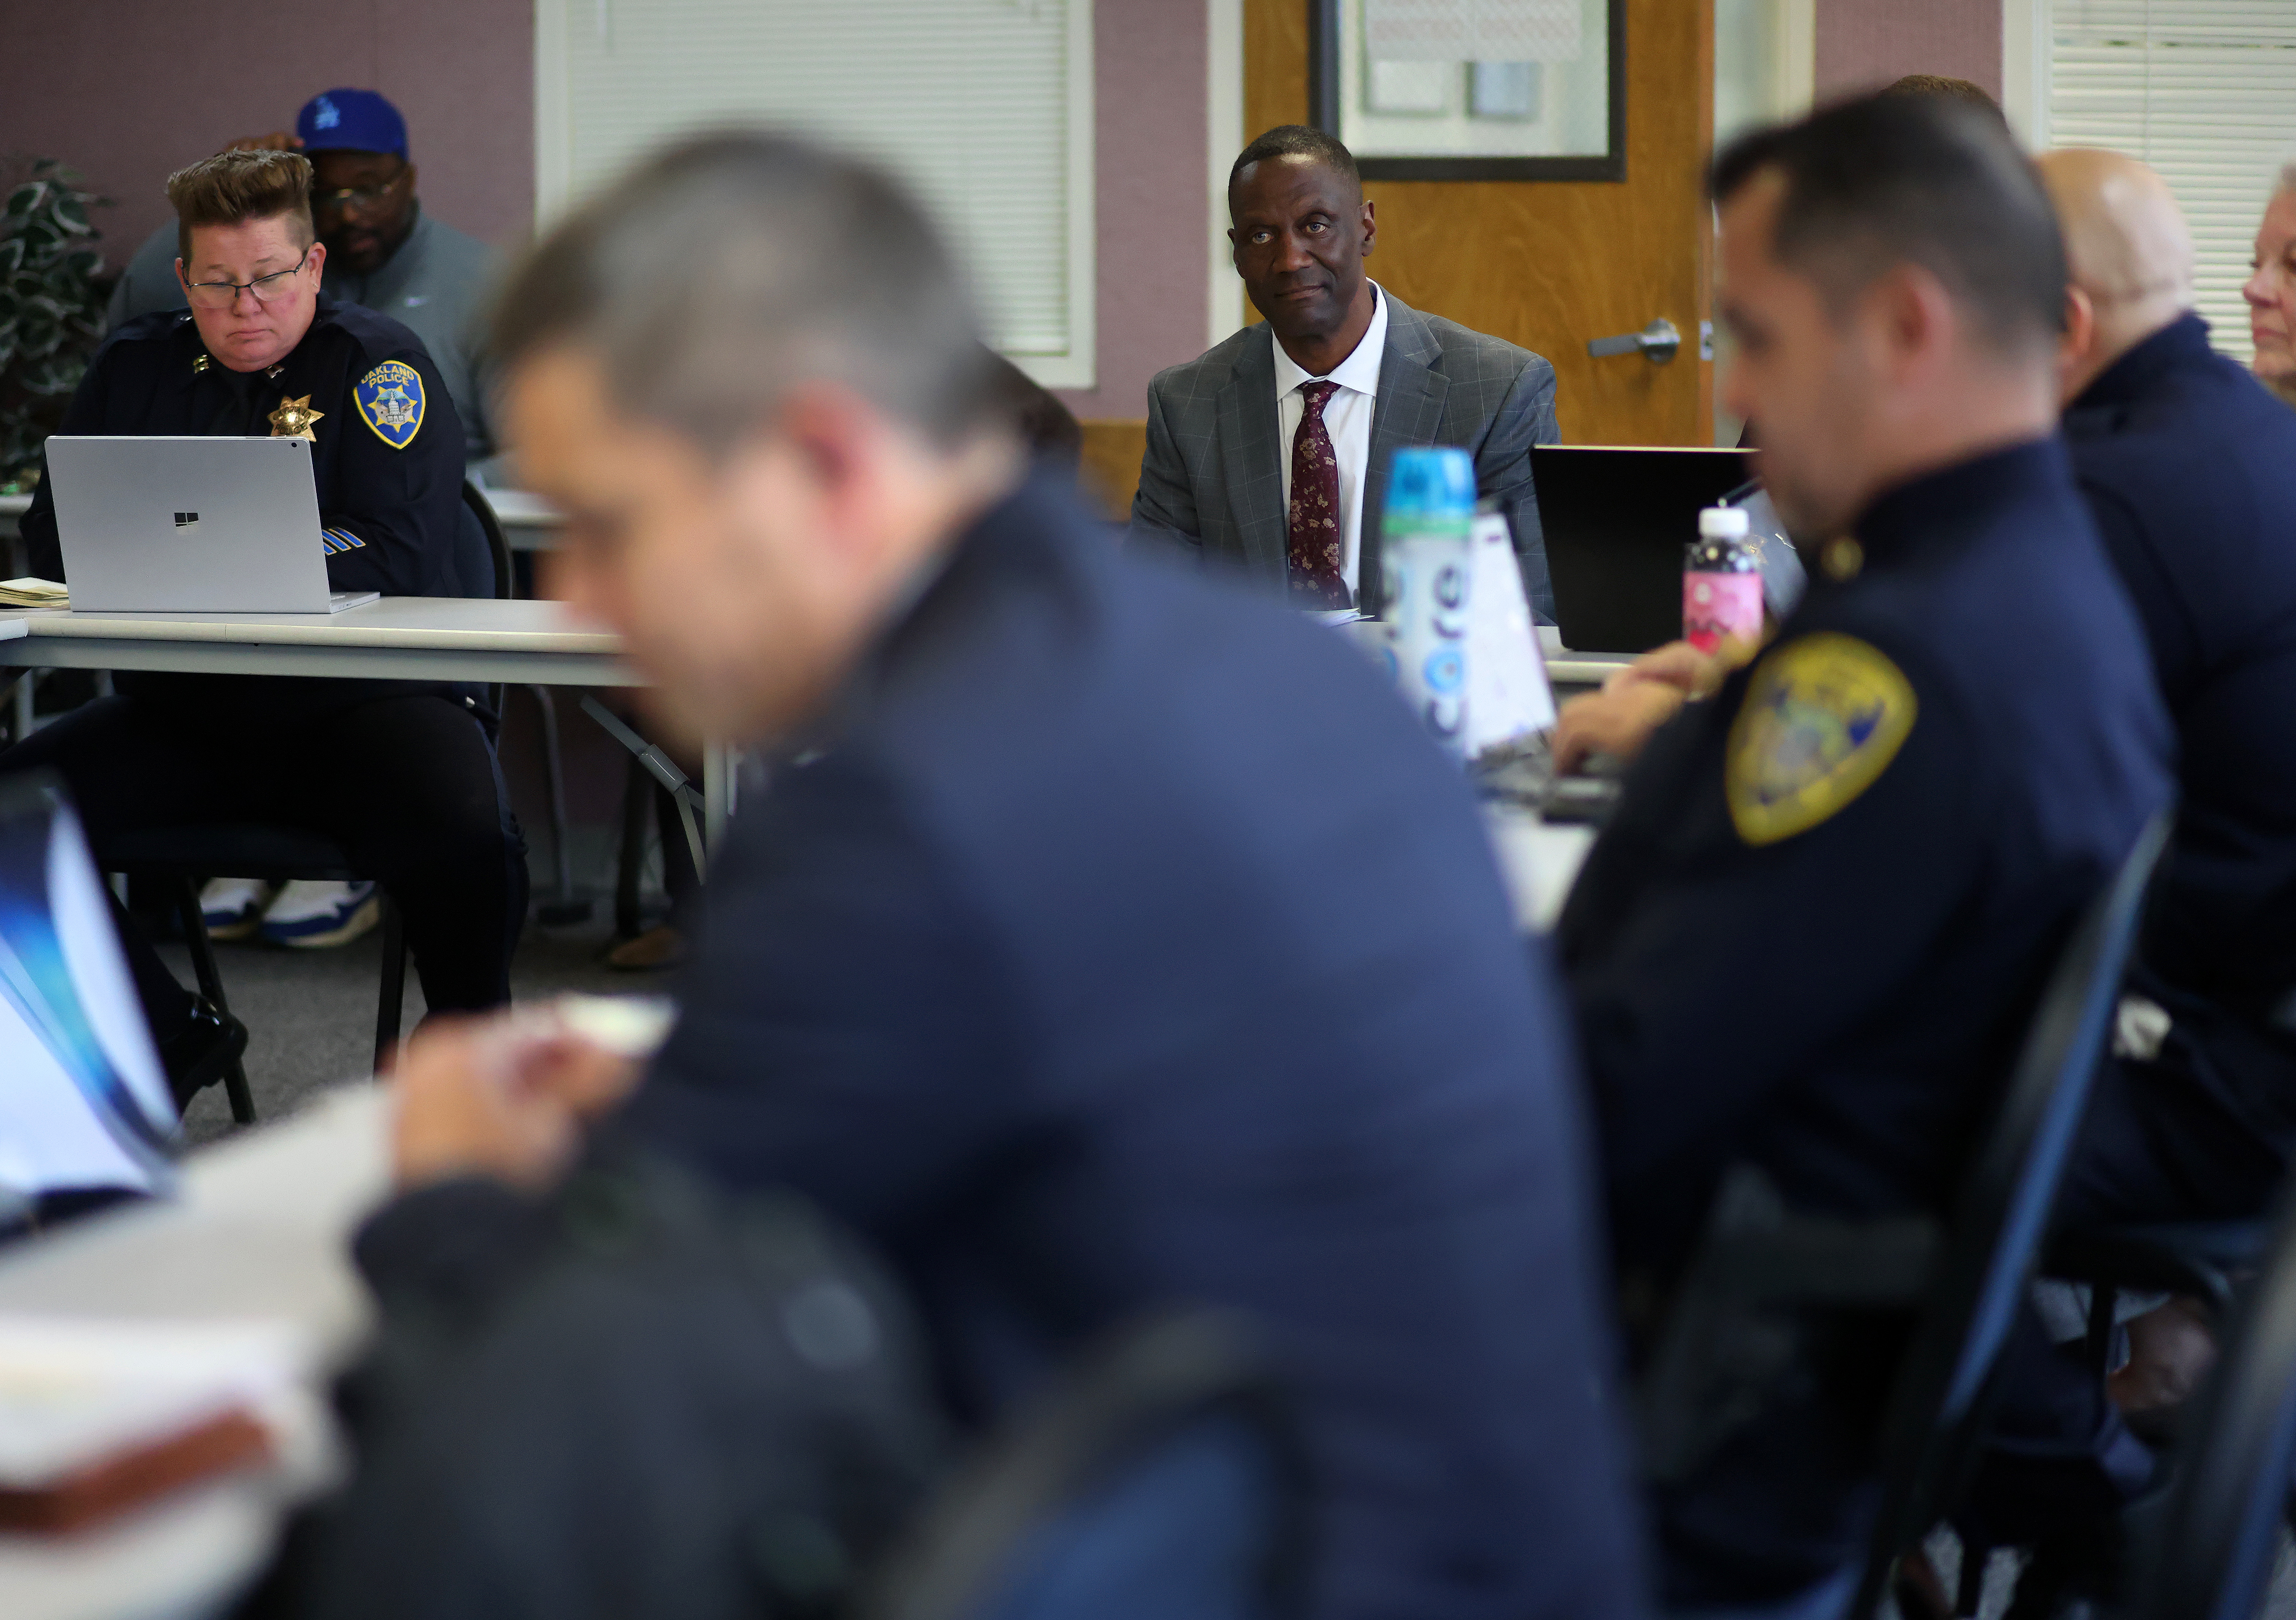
2279, 158, 2296, 197
493, 131, 997, 450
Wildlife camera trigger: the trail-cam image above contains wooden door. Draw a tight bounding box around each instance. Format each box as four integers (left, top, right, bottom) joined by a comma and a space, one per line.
1246, 0, 1715, 447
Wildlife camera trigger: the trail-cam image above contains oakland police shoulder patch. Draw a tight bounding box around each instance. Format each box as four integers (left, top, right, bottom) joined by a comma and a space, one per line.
355, 360, 425, 450
1725, 632, 1917, 846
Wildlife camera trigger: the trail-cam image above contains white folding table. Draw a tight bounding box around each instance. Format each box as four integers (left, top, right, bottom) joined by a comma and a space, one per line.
0, 1087, 390, 1620
0, 599, 735, 852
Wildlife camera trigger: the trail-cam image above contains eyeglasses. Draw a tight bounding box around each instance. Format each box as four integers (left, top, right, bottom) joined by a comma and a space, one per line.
184, 248, 313, 309
312, 167, 407, 214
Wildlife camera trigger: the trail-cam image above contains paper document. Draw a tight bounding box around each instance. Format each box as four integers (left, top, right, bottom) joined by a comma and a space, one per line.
0, 580, 67, 609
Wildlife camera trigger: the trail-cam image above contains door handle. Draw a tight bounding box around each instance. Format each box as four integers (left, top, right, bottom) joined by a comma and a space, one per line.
1587, 319, 1682, 365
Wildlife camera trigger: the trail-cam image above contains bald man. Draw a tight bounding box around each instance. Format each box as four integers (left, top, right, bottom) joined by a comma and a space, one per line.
1957, 154, 2296, 1606
2036, 148, 2296, 1238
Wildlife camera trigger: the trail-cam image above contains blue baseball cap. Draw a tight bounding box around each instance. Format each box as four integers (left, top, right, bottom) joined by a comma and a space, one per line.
296, 89, 408, 158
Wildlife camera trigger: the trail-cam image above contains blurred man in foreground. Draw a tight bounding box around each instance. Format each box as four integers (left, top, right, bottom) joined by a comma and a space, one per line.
1556, 95, 2171, 1610
368, 132, 1648, 1620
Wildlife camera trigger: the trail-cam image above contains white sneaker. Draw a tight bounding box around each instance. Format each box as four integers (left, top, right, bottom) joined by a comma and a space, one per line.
259, 879, 382, 949
200, 876, 277, 941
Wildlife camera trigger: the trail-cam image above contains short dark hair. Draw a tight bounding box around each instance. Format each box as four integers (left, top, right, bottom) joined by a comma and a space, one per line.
1882, 73, 2005, 119
1228, 125, 1360, 201
491, 131, 997, 451
166, 149, 315, 268
1709, 91, 2065, 352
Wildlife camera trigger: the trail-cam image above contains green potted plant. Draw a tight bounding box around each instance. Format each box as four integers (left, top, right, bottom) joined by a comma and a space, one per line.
0, 159, 110, 495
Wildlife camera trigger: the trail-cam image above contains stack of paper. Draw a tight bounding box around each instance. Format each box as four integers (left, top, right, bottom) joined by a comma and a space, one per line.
0, 580, 67, 609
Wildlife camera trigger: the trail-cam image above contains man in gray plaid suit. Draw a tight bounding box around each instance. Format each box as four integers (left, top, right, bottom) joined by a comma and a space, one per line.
1129, 125, 1559, 619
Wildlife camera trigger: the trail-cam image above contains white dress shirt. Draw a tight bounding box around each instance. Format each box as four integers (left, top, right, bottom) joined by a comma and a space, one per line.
1274, 283, 1389, 600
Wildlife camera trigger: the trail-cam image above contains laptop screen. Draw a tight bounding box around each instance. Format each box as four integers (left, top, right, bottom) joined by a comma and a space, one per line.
1530, 445, 1757, 654
0, 776, 178, 1200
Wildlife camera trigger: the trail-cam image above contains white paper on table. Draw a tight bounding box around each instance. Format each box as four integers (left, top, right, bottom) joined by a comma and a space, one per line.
0, 1317, 310, 1485
1464, 511, 1557, 752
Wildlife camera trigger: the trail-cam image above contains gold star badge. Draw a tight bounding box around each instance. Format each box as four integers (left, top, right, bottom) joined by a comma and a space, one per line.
269, 395, 325, 440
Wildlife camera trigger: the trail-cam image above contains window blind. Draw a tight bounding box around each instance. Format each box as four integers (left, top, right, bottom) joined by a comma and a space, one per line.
2049, 2, 2296, 365
535, 0, 1095, 387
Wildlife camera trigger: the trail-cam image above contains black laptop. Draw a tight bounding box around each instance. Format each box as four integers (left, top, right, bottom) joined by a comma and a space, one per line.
1531, 445, 1757, 654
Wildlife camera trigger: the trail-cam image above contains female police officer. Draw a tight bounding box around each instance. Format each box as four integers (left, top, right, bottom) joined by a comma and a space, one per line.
7, 148, 524, 1106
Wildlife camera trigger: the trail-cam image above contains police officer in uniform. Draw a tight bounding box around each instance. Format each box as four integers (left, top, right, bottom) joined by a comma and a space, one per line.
107, 90, 501, 470
1553, 96, 2173, 1611
1922, 151, 2296, 1611
8, 148, 524, 1105
2034, 148, 2296, 1236
332, 133, 1649, 1620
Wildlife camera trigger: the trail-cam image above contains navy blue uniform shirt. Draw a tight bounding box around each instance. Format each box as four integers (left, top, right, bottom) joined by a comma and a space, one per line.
19, 298, 465, 723
1559, 439, 2172, 1602
2064, 313, 2296, 1015
575, 476, 1649, 1620
2041, 312, 2296, 1228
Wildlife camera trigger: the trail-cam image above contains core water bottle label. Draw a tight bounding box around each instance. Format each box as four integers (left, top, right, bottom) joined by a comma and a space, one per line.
1379, 445, 1479, 758
1384, 540, 1472, 753
1683, 572, 1764, 654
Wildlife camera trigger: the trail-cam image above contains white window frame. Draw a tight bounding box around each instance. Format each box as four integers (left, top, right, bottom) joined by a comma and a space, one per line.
531, 0, 1098, 391
2002, 0, 2051, 151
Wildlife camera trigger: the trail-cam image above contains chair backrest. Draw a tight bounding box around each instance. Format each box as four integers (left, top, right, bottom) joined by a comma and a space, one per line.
854, 1310, 1308, 1620
1852, 808, 2174, 1613
457, 481, 516, 721
2120, 1183, 2296, 1620
458, 479, 514, 602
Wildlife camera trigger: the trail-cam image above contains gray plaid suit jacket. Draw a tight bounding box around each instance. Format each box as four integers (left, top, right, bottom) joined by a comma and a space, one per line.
1128, 289, 1559, 619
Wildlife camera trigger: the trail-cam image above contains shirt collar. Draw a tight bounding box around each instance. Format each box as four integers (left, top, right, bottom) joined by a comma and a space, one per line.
1272, 281, 1387, 399
2066, 309, 2212, 417
1849, 435, 2070, 568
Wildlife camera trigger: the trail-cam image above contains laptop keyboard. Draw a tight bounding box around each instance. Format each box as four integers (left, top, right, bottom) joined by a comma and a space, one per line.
1470, 731, 1624, 826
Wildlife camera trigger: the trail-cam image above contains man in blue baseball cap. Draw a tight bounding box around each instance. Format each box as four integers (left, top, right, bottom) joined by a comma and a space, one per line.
108, 90, 499, 472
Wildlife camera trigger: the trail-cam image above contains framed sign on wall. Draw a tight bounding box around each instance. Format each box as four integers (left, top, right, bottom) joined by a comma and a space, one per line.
1309, 0, 1627, 181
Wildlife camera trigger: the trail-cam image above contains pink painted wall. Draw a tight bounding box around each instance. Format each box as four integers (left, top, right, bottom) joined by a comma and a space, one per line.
0, 0, 535, 257
1815, 0, 2003, 104
0, 0, 1209, 421
1054, 0, 1211, 419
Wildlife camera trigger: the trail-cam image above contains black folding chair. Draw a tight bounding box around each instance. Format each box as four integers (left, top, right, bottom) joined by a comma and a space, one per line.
1637, 809, 2173, 1618
2047, 1219, 2270, 1379
854, 1310, 1308, 1620
2115, 1182, 2296, 1620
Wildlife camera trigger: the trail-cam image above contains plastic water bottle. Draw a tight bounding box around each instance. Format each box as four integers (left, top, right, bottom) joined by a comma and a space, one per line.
1683, 505, 1765, 656
1379, 446, 1478, 756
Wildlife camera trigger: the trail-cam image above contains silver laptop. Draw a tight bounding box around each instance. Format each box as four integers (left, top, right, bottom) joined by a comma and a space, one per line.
42, 437, 380, 614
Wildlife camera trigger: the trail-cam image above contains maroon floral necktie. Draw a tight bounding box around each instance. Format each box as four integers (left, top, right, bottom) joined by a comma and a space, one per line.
1286, 380, 1351, 608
